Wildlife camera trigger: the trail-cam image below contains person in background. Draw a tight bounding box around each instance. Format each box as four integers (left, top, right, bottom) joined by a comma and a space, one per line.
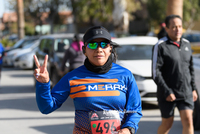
157, 22, 167, 39
152, 14, 198, 134
0, 42, 4, 85
57, 39, 66, 52
34, 26, 142, 134
61, 34, 85, 75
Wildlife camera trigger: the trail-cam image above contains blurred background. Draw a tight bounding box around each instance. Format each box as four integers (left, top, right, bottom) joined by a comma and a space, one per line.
0, 1, 200, 133
0, 0, 200, 48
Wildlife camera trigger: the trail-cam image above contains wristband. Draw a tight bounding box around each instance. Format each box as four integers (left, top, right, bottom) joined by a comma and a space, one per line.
126, 127, 135, 134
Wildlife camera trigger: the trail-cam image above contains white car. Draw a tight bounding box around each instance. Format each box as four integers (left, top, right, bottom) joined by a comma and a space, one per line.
112, 36, 158, 102
13, 40, 40, 69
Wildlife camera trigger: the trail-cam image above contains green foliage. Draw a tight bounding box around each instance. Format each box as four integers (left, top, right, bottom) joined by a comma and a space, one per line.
24, 23, 35, 36
183, 0, 200, 29
72, 0, 141, 26
147, 0, 167, 27
73, 0, 114, 24
126, 0, 141, 20
0, 38, 16, 48
147, 0, 200, 30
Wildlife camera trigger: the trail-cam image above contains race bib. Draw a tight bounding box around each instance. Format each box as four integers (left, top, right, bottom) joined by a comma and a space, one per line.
89, 110, 121, 134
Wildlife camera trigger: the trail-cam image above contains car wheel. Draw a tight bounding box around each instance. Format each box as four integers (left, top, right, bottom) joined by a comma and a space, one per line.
193, 90, 200, 130
51, 69, 60, 88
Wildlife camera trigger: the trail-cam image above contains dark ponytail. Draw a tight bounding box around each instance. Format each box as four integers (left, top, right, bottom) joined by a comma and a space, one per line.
110, 42, 120, 63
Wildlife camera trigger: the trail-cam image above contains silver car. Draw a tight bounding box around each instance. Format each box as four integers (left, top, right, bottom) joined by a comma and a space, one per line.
3, 36, 39, 67
14, 40, 40, 69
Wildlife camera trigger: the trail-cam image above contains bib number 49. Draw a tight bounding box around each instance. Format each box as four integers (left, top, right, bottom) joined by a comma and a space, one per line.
96, 122, 116, 133
91, 120, 120, 134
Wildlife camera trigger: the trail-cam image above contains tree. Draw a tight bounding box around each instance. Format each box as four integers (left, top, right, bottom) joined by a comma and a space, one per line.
24, 0, 67, 34
7, 0, 68, 34
147, 0, 200, 31
167, 0, 183, 18
112, 0, 140, 34
70, 0, 140, 33
70, 0, 114, 27
17, 0, 25, 39
147, 0, 167, 28
183, 0, 200, 31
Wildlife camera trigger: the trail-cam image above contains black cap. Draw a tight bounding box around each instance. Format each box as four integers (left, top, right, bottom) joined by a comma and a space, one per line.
83, 26, 111, 44
74, 33, 80, 41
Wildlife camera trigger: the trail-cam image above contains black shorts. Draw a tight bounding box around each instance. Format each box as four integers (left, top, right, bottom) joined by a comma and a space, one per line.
158, 97, 194, 118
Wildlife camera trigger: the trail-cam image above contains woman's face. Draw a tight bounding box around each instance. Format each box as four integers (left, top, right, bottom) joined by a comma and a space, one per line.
85, 38, 112, 66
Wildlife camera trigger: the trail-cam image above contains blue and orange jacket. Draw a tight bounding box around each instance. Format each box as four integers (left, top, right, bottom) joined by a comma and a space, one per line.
36, 63, 142, 133
0, 43, 4, 64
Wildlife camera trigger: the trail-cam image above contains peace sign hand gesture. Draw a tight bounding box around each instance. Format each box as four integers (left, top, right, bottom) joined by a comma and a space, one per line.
33, 55, 50, 83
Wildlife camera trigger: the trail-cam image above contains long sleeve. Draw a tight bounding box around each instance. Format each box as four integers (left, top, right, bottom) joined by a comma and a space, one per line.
36, 76, 70, 114
152, 43, 174, 98
121, 74, 142, 133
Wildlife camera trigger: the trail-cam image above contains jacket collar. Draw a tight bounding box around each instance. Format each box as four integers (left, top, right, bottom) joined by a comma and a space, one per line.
166, 35, 183, 48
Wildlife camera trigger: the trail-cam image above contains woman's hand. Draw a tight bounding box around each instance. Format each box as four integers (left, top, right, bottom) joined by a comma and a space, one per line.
33, 55, 50, 83
117, 128, 131, 134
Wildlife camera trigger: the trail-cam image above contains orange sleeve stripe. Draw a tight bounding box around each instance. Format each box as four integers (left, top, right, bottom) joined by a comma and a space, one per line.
70, 85, 86, 93
69, 79, 118, 86
69, 91, 120, 99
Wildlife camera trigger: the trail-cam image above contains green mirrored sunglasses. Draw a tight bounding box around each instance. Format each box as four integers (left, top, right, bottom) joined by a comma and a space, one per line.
87, 42, 110, 50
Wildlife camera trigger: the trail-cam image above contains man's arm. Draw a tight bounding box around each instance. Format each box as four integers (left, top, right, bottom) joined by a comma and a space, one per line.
152, 43, 174, 98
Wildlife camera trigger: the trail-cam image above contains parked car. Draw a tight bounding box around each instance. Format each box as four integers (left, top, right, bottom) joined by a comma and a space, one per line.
193, 54, 200, 130
182, 32, 200, 54
4, 36, 40, 53
112, 36, 158, 102
3, 36, 40, 67
13, 40, 40, 69
35, 33, 83, 87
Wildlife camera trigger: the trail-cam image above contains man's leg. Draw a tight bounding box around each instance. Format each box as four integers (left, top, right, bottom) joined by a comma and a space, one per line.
179, 109, 194, 134
157, 116, 174, 134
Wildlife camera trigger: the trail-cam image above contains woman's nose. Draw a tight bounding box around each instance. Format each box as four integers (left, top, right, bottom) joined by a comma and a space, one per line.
96, 44, 103, 51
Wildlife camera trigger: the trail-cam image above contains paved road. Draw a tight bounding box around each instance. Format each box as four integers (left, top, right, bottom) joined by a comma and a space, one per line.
0, 67, 200, 134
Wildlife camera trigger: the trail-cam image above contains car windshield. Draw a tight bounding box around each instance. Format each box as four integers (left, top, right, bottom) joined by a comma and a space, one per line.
54, 38, 73, 52
12, 39, 25, 48
13, 38, 38, 48
116, 45, 153, 60
22, 40, 38, 49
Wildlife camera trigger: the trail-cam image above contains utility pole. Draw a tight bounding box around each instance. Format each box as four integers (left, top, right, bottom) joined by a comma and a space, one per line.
0, 18, 2, 39
167, 0, 183, 18
17, 0, 25, 39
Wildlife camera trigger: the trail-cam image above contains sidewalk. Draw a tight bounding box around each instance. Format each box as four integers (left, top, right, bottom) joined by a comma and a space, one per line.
0, 68, 75, 134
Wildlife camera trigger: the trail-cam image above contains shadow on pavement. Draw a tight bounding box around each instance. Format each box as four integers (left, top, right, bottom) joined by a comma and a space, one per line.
31, 123, 74, 134
9, 74, 34, 78
142, 101, 159, 110
0, 95, 75, 112
0, 85, 35, 94
137, 120, 200, 134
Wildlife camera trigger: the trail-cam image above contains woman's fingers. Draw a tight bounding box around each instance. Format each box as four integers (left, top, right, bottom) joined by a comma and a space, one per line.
33, 55, 49, 82
34, 55, 40, 68
43, 55, 48, 68
34, 69, 40, 78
